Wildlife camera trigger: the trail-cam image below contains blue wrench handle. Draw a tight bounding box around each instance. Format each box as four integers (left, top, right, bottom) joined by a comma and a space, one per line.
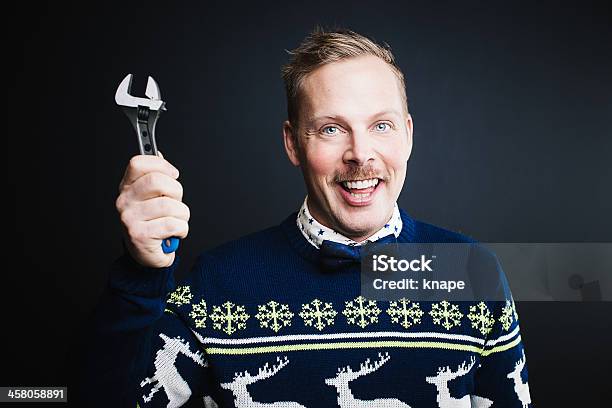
162, 237, 180, 253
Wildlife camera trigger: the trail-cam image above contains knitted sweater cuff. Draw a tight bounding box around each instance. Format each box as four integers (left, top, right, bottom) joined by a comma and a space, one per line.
108, 245, 178, 298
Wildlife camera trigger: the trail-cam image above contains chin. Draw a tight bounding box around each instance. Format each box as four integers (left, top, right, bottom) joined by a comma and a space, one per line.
333, 205, 390, 238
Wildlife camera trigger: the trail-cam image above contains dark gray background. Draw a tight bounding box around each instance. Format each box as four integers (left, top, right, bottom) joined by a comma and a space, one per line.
9, 0, 611, 406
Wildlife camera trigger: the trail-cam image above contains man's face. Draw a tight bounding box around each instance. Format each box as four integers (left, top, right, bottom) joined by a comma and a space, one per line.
283, 55, 413, 241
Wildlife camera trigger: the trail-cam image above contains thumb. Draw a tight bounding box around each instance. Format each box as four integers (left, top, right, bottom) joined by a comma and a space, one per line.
157, 150, 164, 159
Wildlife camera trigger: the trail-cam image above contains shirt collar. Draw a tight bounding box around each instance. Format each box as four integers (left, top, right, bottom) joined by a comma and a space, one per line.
296, 196, 402, 249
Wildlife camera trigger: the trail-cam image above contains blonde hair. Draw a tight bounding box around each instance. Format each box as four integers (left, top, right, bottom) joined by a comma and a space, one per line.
281, 27, 408, 126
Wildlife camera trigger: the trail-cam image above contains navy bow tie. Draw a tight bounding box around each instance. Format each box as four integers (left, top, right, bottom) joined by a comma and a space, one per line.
318, 234, 397, 270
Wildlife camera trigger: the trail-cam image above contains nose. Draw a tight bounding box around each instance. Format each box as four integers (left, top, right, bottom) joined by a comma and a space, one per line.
342, 131, 375, 166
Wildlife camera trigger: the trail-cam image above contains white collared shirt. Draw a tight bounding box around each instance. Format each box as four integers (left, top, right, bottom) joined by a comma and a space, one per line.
296, 196, 402, 249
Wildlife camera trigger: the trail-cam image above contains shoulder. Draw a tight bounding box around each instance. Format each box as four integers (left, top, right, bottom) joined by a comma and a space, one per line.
399, 209, 514, 301
188, 212, 302, 273
197, 223, 290, 266
399, 208, 477, 243
414, 219, 477, 243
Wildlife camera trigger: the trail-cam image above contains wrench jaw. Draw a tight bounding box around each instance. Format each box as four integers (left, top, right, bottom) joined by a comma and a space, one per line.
115, 73, 165, 111
114, 74, 134, 107
145, 76, 163, 102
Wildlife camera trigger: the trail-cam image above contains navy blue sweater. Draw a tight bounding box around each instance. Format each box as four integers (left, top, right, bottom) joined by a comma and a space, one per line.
74, 209, 531, 408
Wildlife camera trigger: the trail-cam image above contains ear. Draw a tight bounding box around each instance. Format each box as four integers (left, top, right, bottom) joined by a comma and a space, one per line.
283, 120, 301, 166
405, 113, 414, 161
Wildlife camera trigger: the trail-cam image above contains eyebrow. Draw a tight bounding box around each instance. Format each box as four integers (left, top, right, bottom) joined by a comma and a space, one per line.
307, 109, 402, 125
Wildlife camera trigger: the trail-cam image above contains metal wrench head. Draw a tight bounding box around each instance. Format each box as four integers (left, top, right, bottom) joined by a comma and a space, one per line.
145, 76, 161, 100
115, 74, 166, 111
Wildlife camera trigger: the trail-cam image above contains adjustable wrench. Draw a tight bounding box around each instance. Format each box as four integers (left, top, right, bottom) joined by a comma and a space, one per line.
115, 74, 180, 254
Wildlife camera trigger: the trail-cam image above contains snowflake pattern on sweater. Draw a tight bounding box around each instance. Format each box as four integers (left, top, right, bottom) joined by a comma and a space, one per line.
87, 208, 531, 408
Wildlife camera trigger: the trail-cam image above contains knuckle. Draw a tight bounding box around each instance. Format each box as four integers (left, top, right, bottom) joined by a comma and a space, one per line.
183, 203, 191, 220
126, 224, 142, 242
182, 220, 190, 238
118, 179, 131, 195
115, 194, 124, 212
116, 193, 133, 214
128, 155, 142, 170
119, 208, 132, 226
174, 180, 184, 197
133, 232, 147, 244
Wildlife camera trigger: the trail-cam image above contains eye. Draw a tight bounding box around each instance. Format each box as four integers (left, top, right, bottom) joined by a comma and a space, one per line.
374, 122, 391, 132
321, 125, 340, 136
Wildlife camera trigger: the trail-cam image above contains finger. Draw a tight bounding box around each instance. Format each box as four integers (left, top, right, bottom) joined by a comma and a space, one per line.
120, 155, 179, 189
145, 217, 189, 240
135, 197, 190, 222
126, 172, 184, 201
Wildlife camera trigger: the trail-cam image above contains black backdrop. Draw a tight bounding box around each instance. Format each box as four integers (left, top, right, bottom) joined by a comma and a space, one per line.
9, 1, 611, 406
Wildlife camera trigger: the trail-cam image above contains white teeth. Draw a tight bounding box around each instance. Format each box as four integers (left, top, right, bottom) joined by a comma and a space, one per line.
342, 178, 380, 190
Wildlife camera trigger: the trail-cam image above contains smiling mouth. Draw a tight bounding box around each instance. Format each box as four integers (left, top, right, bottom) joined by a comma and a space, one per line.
337, 178, 382, 204
340, 178, 379, 194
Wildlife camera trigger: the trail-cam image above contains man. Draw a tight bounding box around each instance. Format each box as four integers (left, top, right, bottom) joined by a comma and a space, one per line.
76, 28, 531, 407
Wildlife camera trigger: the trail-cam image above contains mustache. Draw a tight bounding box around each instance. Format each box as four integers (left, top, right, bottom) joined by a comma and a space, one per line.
333, 165, 388, 183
